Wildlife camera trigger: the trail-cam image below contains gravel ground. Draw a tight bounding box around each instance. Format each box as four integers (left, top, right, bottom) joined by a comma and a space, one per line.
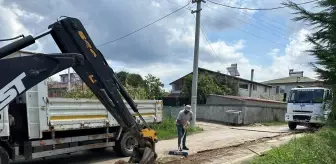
12, 122, 309, 164
158, 131, 307, 164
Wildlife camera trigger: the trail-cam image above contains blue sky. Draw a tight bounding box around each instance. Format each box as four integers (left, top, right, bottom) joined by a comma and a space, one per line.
0, 0, 321, 91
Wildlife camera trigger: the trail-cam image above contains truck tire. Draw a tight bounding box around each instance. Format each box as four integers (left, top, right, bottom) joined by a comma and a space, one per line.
113, 132, 138, 157
288, 122, 297, 130
0, 146, 9, 164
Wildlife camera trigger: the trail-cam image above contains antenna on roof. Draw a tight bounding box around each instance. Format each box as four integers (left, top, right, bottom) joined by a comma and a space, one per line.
289, 69, 303, 77
227, 63, 240, 77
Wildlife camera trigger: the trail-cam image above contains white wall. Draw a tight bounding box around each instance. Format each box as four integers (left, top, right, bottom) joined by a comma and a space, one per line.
269, 82, 322, 97
239, 88, 249, 97
251, 85, 270, 98
239, 82, 271, 98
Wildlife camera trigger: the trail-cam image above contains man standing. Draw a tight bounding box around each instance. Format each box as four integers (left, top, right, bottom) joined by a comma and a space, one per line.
176, 105, 193, 151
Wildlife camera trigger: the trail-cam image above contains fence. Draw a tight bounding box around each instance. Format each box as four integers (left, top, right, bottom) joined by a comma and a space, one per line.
163, 94, 287, 125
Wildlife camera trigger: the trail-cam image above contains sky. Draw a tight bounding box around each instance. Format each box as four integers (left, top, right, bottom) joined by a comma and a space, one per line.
0, 0, 323, 91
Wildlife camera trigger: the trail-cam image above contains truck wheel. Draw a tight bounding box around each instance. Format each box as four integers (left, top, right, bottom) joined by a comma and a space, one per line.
0, 146, 9, 164
288, 122, 297, 130
113, 132, 138, 157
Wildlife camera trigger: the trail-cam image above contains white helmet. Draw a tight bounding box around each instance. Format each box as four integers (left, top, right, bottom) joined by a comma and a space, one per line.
184, 105, 191, 111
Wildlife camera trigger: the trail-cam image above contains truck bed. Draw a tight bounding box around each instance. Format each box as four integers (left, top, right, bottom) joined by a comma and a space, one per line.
47, 98, 163, 131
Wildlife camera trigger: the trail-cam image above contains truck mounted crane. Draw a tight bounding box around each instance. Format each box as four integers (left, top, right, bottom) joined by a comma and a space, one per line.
0, 16, 157, 164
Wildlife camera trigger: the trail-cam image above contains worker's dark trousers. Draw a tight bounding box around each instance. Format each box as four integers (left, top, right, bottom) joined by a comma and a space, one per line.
177, 124, 187, 148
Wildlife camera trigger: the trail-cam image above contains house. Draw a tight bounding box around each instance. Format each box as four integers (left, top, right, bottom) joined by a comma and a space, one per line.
261, 69, 324, 98
48, 72, 84, 97
168, 67, 273, 99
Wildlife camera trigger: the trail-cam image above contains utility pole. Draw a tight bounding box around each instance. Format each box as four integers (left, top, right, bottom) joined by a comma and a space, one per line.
249, 69, 254, 97
190, 0, 204, 127
68, 68, 71, 91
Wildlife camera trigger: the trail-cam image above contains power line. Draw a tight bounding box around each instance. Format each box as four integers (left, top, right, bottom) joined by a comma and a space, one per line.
200, 24, 227, 68
203, 4, 286, 39
212, 1, 293, 33
0, 34, 24, 42
169, 0, 294, 39
257, 12, 298, 31
191, 13, 226, 68
166, 0, 286, 47
204, 15, 286, 47
97, 0, 191, 47
228, 0, 298, 31
207, 0, 319, 11
170, 0, 227, 69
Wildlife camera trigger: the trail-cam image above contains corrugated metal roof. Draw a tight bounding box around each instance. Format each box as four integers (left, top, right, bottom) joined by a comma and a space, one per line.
261, 76, 320, 84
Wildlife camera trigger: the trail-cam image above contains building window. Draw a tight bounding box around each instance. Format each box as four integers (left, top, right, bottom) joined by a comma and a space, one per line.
62, 76, 68, 83
276, 86, 280, 94
252, 84, 257, 90
172, 84, 176, 91
264, 87, 267, 92
239, 84, 248, 90
276, 86, 285, 94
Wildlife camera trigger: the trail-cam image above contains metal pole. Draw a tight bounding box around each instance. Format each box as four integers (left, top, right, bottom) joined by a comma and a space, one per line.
68, 68, 71, 91
190, 0, 203, 127
249, 69, 254, 97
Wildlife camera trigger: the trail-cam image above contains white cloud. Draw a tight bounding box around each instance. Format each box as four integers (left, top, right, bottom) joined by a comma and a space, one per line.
127, 28, 316, 89
0, 0, 320, 92
0, 1, 44, 51
44, 25, 319, 91
244, 28, 318, 82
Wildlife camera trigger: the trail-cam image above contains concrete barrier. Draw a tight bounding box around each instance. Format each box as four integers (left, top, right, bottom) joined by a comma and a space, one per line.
163, 94, 287, 125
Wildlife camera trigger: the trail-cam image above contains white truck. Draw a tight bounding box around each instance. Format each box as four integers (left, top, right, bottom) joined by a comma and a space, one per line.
285, 87, 332, 130
0, 78, 163, 163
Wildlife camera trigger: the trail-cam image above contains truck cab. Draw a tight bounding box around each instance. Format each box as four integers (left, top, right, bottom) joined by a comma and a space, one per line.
285, 87, 332, 130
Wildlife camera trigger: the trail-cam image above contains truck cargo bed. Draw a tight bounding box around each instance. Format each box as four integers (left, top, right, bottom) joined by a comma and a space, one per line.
47, 98, 162, 131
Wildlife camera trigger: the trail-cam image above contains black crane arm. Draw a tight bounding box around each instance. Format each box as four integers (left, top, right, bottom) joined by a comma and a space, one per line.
0, 17, 157, 164
0, 53, 83, 110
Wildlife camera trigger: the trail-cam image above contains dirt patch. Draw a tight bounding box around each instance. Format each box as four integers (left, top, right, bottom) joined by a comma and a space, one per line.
156, 130, 308, 164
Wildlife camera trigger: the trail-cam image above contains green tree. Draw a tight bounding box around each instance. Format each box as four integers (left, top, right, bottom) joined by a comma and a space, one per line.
62, 71, 165, 100
214, 73, 238, 95
125, 84, 148, 100
116, 71, 129, 86
126, 73, 145, 88
284, 0, 336, 119
117, 71, 146, 88
181, 72, 230, 103
144, 74, 164, 99
64, 86, 96, 99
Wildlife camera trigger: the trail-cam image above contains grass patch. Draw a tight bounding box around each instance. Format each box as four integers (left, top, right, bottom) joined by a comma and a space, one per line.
151, 116, 204, 140
248, 126, 336, 164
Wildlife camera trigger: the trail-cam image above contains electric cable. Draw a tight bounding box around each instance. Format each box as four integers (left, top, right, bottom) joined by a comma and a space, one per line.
166, 0, 286, 47
97, 0, 191, 47
203, 4, 286, 39
207, 0, 319, 11
190, 12, 229, 72
204, 15, 286, 47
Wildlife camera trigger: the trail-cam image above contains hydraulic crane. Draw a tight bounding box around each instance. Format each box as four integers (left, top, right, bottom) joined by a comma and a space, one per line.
0, 16, 157, 164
